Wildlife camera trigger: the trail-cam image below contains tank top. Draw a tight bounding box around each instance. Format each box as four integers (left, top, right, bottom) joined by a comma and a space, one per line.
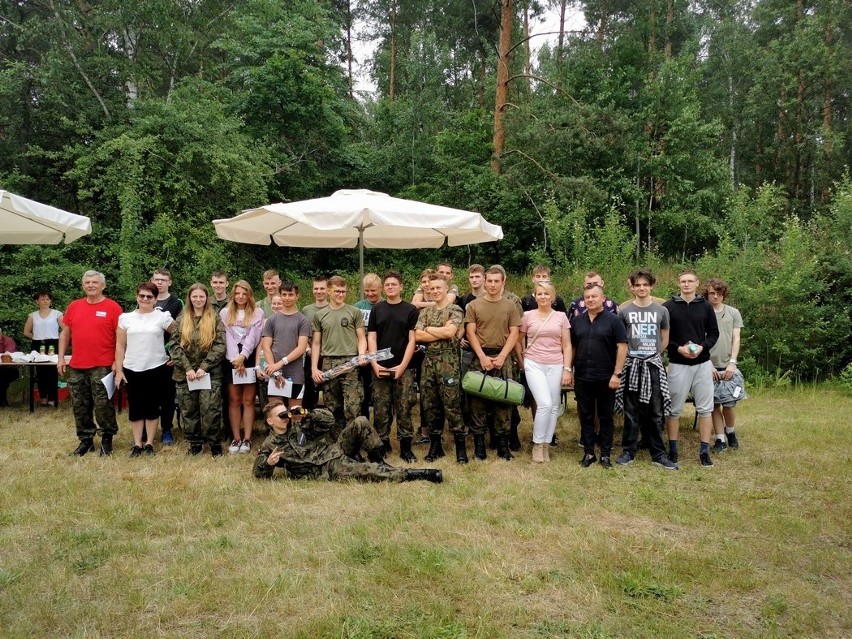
30, 309, 62, 340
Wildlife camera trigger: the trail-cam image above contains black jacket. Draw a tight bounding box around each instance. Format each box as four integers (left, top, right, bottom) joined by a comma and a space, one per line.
663, 295, 719, 365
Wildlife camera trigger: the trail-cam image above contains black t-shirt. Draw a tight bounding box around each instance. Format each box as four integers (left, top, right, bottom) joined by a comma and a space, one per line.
367, 300, 419, 367
155, 294, 182, 344
570, 310, 628, 381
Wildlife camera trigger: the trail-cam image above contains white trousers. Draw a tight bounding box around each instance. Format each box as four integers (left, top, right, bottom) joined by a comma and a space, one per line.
524, 358, 563, 443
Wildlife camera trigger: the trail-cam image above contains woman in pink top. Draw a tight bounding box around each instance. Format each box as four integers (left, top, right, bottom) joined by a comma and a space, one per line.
519, 281, 572, 463
220, 280, 264, 454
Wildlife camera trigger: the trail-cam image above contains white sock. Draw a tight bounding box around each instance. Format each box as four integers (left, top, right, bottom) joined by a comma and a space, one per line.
716, 434, 725, 441
725, 426, 735, 435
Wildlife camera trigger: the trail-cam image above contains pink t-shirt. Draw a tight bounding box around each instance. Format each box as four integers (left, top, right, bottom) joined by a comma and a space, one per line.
521, 310, 570, 365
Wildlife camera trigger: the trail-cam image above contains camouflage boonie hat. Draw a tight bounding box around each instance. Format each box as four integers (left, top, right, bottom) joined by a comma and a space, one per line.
309, 409, 336, 428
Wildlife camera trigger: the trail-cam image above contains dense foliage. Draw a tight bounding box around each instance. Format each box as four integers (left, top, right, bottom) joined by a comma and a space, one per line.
0, 0, 849, 378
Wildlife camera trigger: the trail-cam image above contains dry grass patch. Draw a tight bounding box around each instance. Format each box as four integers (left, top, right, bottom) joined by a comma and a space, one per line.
0, 387, 849, 638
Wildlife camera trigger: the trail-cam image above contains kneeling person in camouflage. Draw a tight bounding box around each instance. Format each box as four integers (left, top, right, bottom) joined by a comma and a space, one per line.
253, 404, 442, 483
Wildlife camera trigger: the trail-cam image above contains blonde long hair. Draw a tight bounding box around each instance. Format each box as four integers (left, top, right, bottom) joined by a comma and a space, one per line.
225, 280, 257, 326
180, 283, 218, 351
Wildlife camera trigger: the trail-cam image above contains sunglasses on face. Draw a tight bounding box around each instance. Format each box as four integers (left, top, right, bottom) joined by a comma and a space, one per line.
138, 294, 155, 300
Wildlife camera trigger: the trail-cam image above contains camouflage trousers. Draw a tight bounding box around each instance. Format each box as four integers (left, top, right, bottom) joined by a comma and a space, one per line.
68, 366, 118, 440
176, 378, 223, 445
321, 356, 364, 439
325, 416, 405, 482
467, 355, 516, 436
421, 349, 466, 436
371, 368, 415, 440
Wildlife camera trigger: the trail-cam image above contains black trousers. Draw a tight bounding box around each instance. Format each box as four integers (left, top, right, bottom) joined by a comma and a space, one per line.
574, 377, 615, 456
621, 367, 667, 460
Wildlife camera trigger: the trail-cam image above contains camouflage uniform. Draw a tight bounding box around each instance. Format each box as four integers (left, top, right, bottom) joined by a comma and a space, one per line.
169, 315, 227, 446
321, 356, 364, 439
416, 304, 466, 436
371, 370, 416, 440
68, 366, 118, 439
253, 411, 406, 482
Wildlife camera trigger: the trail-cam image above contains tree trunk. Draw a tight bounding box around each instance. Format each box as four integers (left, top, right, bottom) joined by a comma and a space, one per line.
523, 2, 531, 90
389, 0, 397, 101
596, 0, 608, 49
558, 0, 567, 62
491, 0, 513, 173
664, 0, 673, 59
345, 0, 354, 99
728, 74, 736, 188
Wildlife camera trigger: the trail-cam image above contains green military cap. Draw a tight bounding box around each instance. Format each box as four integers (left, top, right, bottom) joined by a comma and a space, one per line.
309, 408, 336, 427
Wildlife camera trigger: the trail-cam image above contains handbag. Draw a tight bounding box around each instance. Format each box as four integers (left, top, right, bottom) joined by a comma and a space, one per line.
462, 370, 526, 405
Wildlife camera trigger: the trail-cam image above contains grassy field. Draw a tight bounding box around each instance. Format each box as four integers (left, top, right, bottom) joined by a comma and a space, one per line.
0, 386, 849, 638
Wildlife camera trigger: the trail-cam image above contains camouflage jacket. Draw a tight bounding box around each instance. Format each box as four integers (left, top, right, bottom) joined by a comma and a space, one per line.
253, 413, 342, 479
416, 303, 464, 351
169, 313, 227, 381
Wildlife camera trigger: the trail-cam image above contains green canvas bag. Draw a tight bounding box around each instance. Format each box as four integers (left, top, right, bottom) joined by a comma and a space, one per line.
462, 370, 525, 406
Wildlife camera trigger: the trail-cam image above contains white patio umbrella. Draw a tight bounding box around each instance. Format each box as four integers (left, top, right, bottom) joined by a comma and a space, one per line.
1, 189, 92, 244
213, 189, 503, 282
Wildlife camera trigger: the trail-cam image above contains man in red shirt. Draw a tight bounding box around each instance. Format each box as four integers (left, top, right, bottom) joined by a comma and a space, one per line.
58, 270, 123, 456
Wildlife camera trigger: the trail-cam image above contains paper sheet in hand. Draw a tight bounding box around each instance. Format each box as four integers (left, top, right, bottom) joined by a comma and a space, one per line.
187, 375, 212, 391
267, 377, 304, 399
101, 372, 116, 400
232, 367, 257, 385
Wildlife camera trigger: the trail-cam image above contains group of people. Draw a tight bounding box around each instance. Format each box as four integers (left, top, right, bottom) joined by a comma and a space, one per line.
29, 258, 743, 483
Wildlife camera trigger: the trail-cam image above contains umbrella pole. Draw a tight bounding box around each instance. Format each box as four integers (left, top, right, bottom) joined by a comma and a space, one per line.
358, 225, 365, 299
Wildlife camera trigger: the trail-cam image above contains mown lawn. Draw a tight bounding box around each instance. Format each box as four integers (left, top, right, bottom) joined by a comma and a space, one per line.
0, 387, 849, 638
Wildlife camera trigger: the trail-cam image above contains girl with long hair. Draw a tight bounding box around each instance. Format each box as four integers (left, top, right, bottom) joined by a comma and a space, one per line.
220, 280, 264, 454
170, 283, 226, 456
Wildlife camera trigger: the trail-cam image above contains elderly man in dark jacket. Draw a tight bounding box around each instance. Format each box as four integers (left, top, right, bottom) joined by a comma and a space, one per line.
253, 405, 442, 483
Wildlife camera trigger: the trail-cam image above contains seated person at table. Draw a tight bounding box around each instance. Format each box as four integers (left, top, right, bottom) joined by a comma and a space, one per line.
253, 404, 442, 483
0, 327, 20, 407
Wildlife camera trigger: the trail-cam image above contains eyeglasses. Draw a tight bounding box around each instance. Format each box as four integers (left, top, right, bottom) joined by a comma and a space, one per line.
137, 294, 155, 300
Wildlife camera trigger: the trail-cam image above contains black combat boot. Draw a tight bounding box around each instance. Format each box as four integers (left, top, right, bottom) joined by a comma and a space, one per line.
454, 433, 469, 465
425, 434, 445, 462
381, 438, 393, 454
496, 434, 514, 461
473, 434, 487, 460
70, 439, 95, 457
399, 437, 417, 463
403, 468, 443, 483
508, 420, 521, 451
99, 434, 113, 457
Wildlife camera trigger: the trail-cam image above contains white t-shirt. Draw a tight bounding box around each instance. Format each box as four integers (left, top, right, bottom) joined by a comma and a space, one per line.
119, 309, 173, 371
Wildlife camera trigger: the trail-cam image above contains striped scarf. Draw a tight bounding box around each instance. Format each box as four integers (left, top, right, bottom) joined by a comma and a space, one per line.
614, 354, 672, 417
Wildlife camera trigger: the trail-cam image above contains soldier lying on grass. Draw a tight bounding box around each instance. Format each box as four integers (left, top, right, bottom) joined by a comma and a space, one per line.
253, 403, 443, 483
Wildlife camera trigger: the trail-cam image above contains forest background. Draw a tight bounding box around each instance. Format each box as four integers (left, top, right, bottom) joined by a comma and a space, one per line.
0, 0, 849, 383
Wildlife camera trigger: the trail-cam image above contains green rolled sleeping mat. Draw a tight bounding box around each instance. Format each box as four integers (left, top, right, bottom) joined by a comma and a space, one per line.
462, 371, 525, 406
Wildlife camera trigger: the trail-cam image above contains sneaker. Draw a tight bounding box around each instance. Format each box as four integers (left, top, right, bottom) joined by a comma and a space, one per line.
727, 431, 739, 450
228, 440, 241, 454
580, 453, 596, 468
600, 456, 612, 469
144, 444, 155, 456
652, 456, 679, 471
239, 440, 251, 454
161, 431, 174, 446
187, 443, 203, 456
711, 439, 728, 454
129, 445, 143, 458
211, 443, 223, 457
699, 451, 714, 467
615, 452, 634, 466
